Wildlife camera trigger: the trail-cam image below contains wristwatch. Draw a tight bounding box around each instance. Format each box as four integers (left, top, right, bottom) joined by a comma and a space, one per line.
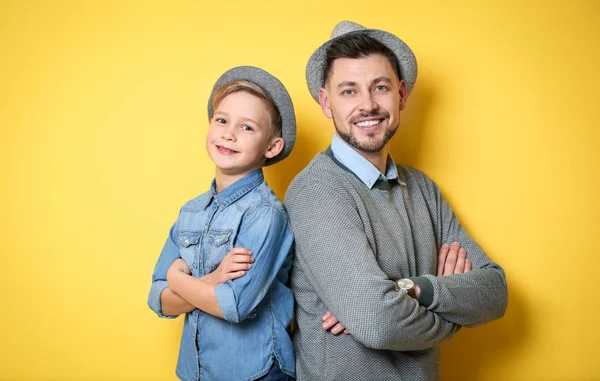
397, 278, 416, 298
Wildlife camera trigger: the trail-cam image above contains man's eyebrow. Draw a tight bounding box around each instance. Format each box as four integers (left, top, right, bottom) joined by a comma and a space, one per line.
371, 76, 393, 85
337, 81, 357, 89
336, 77, 393, 89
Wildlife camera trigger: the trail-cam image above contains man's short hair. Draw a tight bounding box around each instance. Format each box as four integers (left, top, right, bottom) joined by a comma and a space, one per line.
212, 80, 282, 138
323, 34, 402, 86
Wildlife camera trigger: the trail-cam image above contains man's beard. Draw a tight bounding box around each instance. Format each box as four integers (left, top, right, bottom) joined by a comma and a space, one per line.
334, 113, 399, 153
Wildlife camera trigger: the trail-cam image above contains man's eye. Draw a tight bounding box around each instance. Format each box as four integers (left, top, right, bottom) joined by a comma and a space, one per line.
342, 89, 355, 95
375, 85, 388, 91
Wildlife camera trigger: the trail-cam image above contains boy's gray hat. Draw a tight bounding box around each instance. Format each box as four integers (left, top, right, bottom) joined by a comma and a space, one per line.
207, 66, 296, 166
306, 21, 418, 102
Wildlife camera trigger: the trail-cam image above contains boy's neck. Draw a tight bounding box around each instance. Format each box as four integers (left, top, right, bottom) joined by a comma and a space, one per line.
214, 168, 259, 193
215, 176, 237, 193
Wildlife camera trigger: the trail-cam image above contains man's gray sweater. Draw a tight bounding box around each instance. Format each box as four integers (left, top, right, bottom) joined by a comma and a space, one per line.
284, 150, 508, 381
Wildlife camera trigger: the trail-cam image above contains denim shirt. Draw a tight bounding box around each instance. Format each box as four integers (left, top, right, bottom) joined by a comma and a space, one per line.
148, 169, 295, 381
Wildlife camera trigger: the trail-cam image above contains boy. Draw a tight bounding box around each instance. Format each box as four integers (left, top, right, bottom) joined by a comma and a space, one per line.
148, 66, 296, 381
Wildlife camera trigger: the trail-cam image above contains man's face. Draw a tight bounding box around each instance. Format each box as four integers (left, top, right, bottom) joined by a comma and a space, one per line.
319, 54, 407, 154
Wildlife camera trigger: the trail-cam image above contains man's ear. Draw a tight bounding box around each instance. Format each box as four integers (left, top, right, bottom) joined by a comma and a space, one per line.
264, 137, 285, 159
318, 88, 333, 118
399, 80, 408, 111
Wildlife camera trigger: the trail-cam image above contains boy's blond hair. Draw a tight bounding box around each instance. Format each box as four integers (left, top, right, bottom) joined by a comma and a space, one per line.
212, 80, 282, 138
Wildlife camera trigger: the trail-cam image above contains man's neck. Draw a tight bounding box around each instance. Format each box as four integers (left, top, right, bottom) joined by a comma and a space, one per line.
354, 145, 389, 174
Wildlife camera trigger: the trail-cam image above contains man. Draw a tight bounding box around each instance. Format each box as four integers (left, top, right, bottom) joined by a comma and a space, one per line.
284, 21, 508, 380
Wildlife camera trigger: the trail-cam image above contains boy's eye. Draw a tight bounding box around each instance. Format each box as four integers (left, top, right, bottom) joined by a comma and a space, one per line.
215, 118, 226, 124
241, 125, 254, 131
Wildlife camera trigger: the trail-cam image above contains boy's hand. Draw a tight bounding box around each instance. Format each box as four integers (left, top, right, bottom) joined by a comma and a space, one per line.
207, 248, 253, 285
167, 258, 191, 284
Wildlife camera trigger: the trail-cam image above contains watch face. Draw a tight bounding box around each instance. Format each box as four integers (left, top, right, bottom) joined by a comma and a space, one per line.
398, 278, 414, 290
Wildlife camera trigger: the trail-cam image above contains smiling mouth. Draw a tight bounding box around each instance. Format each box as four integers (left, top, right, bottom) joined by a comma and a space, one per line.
354, 119, 383, 128
216, 145, 238, 154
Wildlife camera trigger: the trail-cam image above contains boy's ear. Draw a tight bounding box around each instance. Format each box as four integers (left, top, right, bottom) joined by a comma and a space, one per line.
264, 137, 285, 159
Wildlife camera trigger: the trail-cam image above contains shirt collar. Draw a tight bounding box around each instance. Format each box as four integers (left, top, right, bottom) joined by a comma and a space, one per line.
330, 134, 405, 189
202, 169, 264, 209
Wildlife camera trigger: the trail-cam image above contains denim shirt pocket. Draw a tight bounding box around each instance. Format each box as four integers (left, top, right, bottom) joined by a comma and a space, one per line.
205, 229, 233, 273
179, 230, 201, 270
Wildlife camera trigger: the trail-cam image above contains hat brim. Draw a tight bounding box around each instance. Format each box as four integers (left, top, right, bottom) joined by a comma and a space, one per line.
306, 28, 418, 102
207, 66, 296, 166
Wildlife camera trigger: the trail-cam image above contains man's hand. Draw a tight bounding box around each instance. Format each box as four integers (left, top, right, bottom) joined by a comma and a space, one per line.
205, 247, 253, 285
321, 310, 350, 335
320, 243, 473, 333
437, 242, 472, 276
167, 258, 191, 285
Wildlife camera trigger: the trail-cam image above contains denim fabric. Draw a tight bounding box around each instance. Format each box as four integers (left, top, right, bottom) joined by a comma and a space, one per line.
148, 169, 295, 381
256, 361, 296, 381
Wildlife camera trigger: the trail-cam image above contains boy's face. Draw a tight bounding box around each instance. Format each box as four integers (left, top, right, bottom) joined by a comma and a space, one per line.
206, 91, 283, 180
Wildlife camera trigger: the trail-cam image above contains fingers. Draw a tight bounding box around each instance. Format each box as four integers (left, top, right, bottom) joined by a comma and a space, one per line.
437, 243, 450, 276
227, 261, 253, 272
230, 253, 254, 264
227, 270, 246, 280
227, 247, 252, 256
454, 247, 467, 274
330, 322, 347, 335
440, 242, 473, 275
223, 248, 254, 274
321, 311, 348, 335
321, 311, 337, 330
443, 242, 461, 276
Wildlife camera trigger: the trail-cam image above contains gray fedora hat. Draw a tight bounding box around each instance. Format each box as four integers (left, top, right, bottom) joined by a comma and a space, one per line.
207, 66, 296, 166
306, 21, 418, 102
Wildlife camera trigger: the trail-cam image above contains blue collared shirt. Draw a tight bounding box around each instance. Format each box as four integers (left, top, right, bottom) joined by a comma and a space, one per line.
148, 169, 295, 381
331, 133, 405, 188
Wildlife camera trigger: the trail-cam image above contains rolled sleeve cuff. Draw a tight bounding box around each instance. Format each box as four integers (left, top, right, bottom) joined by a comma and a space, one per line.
148, 280, 176, 319
214, 282, 240, 323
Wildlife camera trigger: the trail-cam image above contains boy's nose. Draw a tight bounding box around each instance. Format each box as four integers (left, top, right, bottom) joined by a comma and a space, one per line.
221, 127, 236, 141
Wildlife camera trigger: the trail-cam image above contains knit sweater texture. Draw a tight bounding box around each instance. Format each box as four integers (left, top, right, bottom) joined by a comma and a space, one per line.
284, 150, 508, 381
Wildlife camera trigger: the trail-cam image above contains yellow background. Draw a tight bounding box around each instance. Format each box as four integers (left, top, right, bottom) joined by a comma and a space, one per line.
1, 1, 598, 380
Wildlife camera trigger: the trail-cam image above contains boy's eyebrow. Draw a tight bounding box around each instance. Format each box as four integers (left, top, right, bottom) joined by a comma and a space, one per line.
214, 111, 262, 127
240, 117, 261, 126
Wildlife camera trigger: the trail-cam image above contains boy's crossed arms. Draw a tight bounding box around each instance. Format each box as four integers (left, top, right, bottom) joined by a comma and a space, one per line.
161, 248, 254, 318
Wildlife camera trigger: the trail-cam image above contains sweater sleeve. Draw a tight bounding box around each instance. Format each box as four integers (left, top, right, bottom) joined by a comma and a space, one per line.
286, 179, 459, 351
414, 169, 508, 327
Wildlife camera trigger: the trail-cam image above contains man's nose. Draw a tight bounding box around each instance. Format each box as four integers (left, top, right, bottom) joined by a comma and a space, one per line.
358, 92, 379, 113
